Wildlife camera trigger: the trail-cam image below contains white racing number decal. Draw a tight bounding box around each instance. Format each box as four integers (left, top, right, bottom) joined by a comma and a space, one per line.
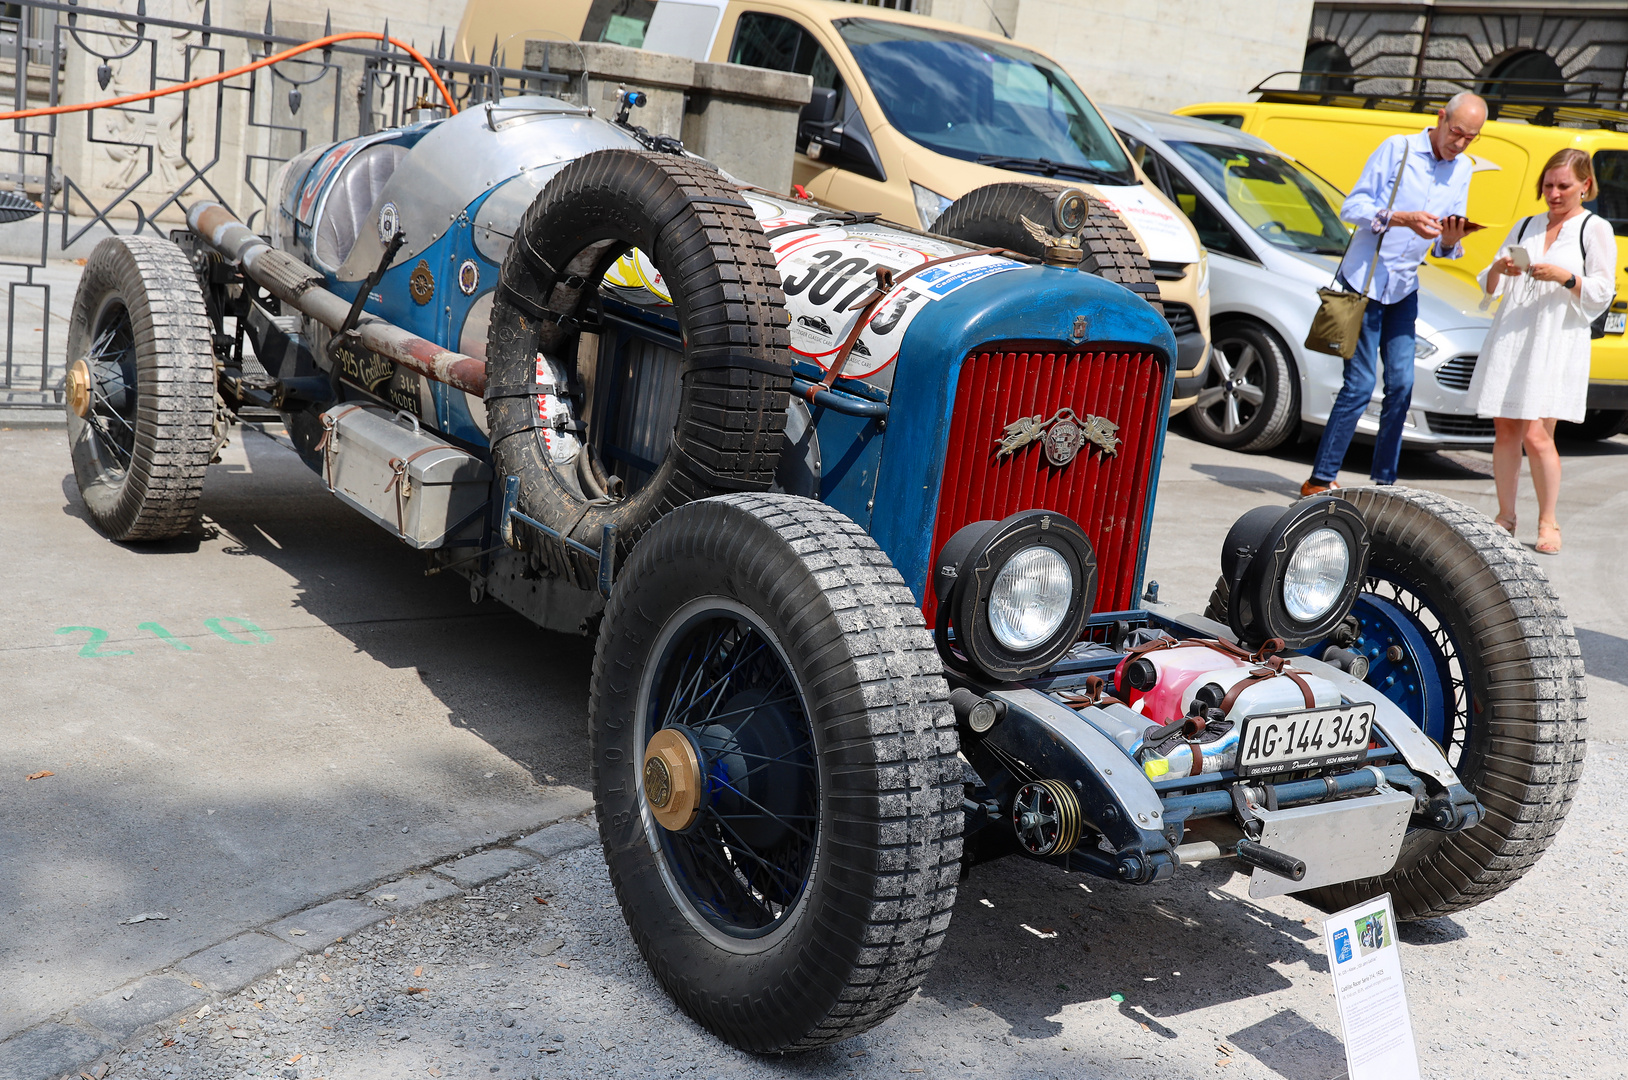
597, 194, 1023, 384
771, 225, 1020, 380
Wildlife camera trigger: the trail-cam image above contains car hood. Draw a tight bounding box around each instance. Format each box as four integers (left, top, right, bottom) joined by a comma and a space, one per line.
1276, 249, 1490, 331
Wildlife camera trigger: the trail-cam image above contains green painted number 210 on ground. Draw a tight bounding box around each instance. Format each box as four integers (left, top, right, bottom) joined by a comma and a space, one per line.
54, 619, 274, 657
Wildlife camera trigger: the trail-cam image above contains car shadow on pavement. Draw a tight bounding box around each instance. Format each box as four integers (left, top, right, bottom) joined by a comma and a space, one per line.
200, 425, 597, 789
914, 854, 1348, 1076
1575, 627, 1628, 688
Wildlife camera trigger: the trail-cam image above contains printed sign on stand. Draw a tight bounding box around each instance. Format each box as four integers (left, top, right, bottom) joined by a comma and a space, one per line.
1322, 892, 1421, 1080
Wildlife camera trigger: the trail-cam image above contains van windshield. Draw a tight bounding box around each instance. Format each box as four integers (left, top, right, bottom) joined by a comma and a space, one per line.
835, 18, 1134, 184
1171, 141, 1350, 255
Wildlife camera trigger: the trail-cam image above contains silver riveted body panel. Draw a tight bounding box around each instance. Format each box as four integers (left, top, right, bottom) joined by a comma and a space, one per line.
321, 404, 492, 548
337, 97, 643, 281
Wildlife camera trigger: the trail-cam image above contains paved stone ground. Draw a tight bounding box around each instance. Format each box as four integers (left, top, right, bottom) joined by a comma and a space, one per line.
3, 411, 1625, 1080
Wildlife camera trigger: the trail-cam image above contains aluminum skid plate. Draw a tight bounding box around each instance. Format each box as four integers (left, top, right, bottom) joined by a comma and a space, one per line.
1247, 783, 1414, 899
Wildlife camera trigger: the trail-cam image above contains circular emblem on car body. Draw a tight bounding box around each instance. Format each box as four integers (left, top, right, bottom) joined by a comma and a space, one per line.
409, 260, 435, 305
377, 201, 399, 243
457, 259, 479, 296
1043, 411, 1084, 466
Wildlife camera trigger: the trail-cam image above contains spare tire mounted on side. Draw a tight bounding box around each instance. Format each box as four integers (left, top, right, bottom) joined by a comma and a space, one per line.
933, 181, 1162, 312
486, 149, 791, 582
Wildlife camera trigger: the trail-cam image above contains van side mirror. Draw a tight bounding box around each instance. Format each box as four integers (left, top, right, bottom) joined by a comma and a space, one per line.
798, 87, 839, 150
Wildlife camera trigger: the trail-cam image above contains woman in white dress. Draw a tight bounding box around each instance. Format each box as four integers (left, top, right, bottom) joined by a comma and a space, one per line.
1469, 148, 1617, 554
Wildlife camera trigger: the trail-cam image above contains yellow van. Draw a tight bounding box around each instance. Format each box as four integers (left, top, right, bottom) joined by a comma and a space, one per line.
457, 0, 1212, 406
1174, 90, 1628, 434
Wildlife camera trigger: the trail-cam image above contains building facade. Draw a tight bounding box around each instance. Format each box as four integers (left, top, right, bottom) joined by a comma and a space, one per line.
918, 0, 1319, 112
1303, 1, 1628, 100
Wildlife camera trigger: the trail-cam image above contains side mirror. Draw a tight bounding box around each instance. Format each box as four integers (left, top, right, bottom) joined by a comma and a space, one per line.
798, 86, 839, 151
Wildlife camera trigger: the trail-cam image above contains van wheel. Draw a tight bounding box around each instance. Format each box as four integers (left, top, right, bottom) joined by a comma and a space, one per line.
1185, 320, 1298, 451
1556, 408, 1628, 441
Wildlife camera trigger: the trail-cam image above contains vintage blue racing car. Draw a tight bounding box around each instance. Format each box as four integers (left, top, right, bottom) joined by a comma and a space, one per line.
61, 92, 1586, 1053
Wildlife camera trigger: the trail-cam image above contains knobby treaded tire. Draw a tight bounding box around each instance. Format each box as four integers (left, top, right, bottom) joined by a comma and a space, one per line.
1186, 319, 1298, 452
932, 181, 1162, 312
1205, 486, 1587, 919
488, 150, 790, 581
590, 494, 962, 1052
65, 235, 215, 541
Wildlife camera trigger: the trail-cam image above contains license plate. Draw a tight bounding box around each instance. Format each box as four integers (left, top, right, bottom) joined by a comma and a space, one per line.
1606, 311, 1626, 335
1235, 703, 1375, 778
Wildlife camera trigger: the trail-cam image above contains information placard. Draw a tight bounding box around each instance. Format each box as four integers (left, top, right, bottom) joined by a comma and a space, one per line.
1322, 892, 1421, 1080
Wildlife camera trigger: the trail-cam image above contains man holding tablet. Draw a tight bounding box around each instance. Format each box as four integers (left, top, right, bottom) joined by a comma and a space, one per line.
1301, 92, 1486, 497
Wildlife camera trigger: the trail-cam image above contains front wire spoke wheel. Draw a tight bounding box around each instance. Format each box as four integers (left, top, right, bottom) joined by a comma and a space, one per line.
591, 494, 962, 1052
646, 609, 820, 937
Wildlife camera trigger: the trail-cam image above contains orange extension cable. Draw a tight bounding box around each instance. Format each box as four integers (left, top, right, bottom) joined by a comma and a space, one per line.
0, 31, 458, 121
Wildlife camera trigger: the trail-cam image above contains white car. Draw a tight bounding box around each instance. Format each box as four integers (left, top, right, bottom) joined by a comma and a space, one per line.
1104, 106, 1493, 452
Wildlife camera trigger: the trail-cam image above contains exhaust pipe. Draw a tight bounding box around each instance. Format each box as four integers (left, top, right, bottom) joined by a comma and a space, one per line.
185, 201, 488, 397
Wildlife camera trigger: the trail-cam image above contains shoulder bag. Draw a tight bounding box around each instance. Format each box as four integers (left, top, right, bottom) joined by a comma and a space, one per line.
1304, 151, 1410, 360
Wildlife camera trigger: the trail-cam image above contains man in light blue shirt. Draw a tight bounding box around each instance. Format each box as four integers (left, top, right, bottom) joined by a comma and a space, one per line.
1303, 92, 1485, 497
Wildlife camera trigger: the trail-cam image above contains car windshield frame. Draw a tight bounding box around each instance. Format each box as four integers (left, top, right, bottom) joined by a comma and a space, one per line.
833, 18, 1135, 184
1169, 140, 1351, 256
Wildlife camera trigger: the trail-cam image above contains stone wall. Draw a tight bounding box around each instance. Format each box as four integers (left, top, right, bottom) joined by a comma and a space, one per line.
525, 40, 811, 194
921, 0, 1317, 112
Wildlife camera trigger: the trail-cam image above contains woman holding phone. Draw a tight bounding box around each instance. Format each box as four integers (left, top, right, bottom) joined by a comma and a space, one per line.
1468, 148, 1617, 554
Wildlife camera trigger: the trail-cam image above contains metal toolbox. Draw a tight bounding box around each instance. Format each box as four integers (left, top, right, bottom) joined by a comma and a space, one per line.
319, 404, 490, 549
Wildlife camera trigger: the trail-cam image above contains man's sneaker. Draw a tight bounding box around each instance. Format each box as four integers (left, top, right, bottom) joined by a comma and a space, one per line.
1300, 478, 1340, 498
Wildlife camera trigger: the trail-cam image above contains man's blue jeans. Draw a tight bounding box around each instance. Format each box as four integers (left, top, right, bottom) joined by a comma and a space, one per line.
1311, 288, 1418, 485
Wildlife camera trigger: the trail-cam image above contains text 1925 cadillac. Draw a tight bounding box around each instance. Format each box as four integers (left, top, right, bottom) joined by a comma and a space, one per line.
62, 93, 1585, 1053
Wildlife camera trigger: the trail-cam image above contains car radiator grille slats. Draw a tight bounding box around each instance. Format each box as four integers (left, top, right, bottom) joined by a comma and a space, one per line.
1425, 412, 1495, 437
923, 347, 1166, 628
1435, 355, 1477, 391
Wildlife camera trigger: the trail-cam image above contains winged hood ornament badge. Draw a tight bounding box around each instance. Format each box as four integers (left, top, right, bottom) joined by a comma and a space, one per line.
995, 407, 1119, 466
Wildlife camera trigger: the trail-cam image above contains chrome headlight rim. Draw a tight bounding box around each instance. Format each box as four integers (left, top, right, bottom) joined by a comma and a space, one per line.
933, 510, 1097, 682
1221, 497, 1370, 649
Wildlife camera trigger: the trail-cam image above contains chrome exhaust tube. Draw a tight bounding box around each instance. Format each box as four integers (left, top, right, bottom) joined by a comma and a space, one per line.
185, 201, 489, 397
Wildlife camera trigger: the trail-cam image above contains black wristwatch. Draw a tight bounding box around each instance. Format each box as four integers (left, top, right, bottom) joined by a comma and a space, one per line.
1564, 273, 1578, 290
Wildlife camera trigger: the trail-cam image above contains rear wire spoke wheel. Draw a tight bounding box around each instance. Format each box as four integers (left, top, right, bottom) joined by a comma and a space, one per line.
1185, 320, 1297, 451
591, 494, 962, 1051
1203, 487, 1587, 919
65, 235, 216, 541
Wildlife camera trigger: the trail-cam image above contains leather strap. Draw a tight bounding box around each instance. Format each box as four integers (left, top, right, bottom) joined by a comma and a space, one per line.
316, 405, 370, 494
1218, 659, 1317, 715
806, 246, 1011, 404
383, 444, 446, 536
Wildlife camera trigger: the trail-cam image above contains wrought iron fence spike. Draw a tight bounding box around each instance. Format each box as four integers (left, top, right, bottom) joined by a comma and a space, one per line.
322, 11, 332, 61
437, 28, 446, 60
489, 35, 499, 67
263, 3, 274, 57
381, 20, 390, 50
201, 0, 211, 47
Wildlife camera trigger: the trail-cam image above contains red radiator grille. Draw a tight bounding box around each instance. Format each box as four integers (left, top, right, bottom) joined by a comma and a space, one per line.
923, 347, 1166, 628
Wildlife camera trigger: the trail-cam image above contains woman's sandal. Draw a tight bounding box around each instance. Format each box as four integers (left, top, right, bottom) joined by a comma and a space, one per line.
1535, 521, 1562, 555
1494, 513, 1517, 535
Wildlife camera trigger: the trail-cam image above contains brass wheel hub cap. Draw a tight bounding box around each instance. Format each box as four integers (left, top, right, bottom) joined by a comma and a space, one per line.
66, 359, 93, 418
643, 728, 703, 832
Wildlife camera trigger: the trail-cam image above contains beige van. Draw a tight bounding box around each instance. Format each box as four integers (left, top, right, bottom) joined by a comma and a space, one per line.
457, 0, 1212, 407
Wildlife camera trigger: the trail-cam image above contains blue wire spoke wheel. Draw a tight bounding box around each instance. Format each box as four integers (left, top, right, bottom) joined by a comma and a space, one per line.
1209, 487, 1586, 920
590, 494, 962, 1052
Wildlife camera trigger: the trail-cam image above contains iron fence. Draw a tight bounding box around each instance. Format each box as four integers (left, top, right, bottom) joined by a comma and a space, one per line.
0, 0, 564, 407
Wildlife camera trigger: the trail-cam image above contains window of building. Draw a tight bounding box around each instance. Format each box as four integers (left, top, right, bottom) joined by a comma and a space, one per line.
1300, 41, 1355, 93
1478, 49, 1566, 99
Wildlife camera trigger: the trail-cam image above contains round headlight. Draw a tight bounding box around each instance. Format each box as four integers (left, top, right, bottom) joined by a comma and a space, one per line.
1219, 497, 1371, 649
1282, 527, 1350, 621
989, 546, 1074, 650
931, 510, 1098, 682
